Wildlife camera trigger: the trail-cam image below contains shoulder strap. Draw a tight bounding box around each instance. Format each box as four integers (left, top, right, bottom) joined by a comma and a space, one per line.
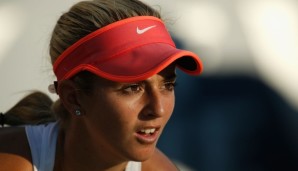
125, 161, 142, 171
25, 122, 59, 171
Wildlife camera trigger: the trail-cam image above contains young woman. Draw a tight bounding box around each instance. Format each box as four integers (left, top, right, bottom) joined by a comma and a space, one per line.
0, 0, 203, 170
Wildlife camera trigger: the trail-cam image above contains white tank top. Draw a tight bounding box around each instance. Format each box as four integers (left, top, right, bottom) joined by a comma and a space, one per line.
25, 122, 141, 171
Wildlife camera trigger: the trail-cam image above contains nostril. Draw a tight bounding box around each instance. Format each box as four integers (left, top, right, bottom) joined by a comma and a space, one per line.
138, 112, 160, 120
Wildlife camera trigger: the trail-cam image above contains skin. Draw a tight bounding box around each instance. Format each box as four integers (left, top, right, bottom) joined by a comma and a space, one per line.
0, 64, 179, 171
0, 127, 33, 171
58, 64, 178, 171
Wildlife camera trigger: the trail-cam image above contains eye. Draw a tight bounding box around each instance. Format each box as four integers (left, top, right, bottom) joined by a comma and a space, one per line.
163, 81, 177, 91
122, 83, 143, 94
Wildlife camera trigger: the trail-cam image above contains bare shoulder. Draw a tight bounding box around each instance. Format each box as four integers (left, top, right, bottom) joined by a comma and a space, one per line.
0, 127, 33, 171
142, 148, 179, 171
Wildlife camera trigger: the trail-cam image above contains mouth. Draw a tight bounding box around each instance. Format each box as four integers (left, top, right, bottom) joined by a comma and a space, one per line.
135, 127, 161, 144
138, 128, 157, 135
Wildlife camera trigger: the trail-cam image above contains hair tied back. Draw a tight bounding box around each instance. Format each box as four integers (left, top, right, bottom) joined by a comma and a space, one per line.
0, 113, 6, 128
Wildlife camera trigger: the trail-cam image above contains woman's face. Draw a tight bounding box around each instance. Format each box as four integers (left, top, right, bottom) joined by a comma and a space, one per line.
79, 64, 176, 162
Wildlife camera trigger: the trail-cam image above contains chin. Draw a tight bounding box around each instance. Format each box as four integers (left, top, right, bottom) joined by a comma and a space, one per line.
128, 145, 156, 162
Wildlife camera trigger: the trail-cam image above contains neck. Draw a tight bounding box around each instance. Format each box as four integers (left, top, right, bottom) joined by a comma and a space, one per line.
54, 123, 129, 171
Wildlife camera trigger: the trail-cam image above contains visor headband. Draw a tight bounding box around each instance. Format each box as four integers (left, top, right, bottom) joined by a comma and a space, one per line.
53, 16, 175, 81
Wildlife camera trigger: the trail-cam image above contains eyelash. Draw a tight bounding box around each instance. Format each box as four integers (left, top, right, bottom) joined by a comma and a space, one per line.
122, 84, 143, 94
163, 81, 177, 91
121, 81, 177, 95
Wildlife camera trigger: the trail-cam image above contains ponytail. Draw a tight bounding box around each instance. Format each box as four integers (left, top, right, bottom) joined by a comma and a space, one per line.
1, 91, 56, 127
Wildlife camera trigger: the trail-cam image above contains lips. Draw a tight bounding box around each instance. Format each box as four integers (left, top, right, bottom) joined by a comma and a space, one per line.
135, 126, 161, 144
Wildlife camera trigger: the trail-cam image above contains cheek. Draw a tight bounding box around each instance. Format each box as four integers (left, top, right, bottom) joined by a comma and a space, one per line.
165, 95, 175, 119
86, 91, 175, 128
85, 99, 135, 144
91, 95, 138, 128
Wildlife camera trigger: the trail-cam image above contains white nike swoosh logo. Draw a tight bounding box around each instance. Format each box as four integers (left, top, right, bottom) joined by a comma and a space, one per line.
136, 25, 156, 34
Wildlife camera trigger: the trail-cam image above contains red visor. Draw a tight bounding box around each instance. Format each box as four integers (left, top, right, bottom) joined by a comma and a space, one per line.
53, 16, 203, 82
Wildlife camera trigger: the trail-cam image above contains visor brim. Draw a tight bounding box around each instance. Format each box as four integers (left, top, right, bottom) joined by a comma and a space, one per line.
77, 43, 203, 82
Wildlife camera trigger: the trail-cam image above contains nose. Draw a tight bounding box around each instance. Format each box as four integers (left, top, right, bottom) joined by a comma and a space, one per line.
140, 88, 172, 120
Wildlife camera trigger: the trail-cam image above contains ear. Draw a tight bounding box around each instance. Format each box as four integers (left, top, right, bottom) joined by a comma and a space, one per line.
57, 80, 82, 116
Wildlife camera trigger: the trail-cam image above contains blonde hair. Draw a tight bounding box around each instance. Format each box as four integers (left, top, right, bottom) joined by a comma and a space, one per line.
2, 92, 55, 126
50, 0, 161, 126
2, 0, 161, 127
50, 0, 160, 64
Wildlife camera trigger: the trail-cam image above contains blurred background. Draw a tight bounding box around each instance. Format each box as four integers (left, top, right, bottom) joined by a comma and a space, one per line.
1, 0, 298, 170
